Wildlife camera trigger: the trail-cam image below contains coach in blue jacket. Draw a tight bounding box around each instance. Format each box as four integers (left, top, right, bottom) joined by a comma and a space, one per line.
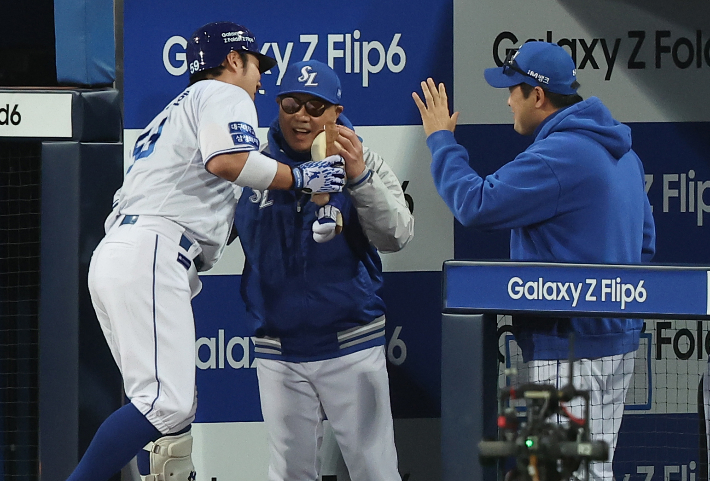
413, 42, 655, 481
235, 60, 413, 481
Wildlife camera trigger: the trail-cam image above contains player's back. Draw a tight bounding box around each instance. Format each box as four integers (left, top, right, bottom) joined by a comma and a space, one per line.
511, 97, 650, 265
118, 80, 257, 268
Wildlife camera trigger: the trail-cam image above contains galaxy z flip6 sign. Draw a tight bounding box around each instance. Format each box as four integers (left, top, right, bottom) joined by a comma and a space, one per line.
444, 261, 710, 318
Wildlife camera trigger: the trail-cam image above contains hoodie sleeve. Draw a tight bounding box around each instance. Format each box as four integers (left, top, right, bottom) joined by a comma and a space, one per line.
633, 155, 656, 262
641, 189, 656, 262
427, 130, 560, 230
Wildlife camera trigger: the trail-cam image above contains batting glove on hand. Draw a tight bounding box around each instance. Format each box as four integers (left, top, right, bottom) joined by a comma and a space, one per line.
312, 192, 346, 243
312, 204, 342, 243
292, 155, 345, 193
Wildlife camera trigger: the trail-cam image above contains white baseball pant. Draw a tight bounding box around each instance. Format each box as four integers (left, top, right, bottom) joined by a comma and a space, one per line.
529, 351, 635, 481
256, 346, 401, 481
88, 215, 202, 434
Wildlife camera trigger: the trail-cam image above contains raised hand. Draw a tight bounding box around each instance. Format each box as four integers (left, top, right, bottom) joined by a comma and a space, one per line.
412, 78, 460, 137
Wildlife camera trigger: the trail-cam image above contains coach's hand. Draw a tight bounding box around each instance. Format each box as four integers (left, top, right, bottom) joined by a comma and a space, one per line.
412, 78, 459, 137
292, 155, 346, 193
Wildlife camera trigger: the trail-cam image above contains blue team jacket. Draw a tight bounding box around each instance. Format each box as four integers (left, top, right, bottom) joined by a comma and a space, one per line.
234, 121, 387, 362
427, 97, 656, 362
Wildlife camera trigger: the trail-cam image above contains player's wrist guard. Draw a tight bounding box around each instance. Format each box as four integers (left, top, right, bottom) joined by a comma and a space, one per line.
234, 151, 278, 191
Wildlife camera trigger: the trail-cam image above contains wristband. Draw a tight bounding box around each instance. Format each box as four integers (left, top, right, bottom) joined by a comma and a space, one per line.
292, 166, 304, 190
234, 150, 278, 191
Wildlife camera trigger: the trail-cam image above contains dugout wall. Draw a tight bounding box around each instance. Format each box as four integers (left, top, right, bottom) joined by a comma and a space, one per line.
0, 89, 123, 481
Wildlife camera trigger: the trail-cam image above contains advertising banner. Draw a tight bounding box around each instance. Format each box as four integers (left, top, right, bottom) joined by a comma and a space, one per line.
122, 0, 709, 479
444, 261, 710, 318
454, 0, 710, 124
123, 0, 453, 129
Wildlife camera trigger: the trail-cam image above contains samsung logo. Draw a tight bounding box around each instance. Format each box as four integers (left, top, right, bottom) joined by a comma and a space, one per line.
222, 31, 254, 43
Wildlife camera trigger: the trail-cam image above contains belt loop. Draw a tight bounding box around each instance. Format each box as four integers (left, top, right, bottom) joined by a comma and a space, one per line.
117, 214, 204, 271
120, 215, 139, 226
179, 234, 193, 252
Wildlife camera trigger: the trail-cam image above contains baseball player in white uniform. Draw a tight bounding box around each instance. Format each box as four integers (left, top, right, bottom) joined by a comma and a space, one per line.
65, 22, 345, 481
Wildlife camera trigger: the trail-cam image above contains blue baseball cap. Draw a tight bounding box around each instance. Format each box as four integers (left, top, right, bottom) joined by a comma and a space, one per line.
484, 42, 578, 95
278, 60, 342, 104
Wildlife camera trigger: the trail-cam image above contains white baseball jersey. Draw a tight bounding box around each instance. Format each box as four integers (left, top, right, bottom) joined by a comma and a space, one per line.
118, 79, 259, 270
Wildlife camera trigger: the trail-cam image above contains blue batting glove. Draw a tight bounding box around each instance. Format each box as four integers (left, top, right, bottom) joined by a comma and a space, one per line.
292, 155, 345, 193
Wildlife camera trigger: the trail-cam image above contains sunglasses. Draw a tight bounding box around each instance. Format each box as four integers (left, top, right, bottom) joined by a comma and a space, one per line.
502, 49, 542, 84
278, 96, 331, 117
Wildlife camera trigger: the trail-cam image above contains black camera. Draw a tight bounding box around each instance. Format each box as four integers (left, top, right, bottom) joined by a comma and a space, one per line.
478, 371, 609, 481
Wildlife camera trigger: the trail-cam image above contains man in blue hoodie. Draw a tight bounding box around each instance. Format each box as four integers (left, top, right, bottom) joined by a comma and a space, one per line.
413, 42, 655, 481
235, 60, 414, 481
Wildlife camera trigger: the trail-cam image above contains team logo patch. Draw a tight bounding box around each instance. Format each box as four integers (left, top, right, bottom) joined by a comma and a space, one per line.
229, 122, 255, 136
229, 122, 259, 149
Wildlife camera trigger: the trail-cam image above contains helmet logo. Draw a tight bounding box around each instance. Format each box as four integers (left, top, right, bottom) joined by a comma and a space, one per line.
297, 66, 319, 86
222, 31, 255, 44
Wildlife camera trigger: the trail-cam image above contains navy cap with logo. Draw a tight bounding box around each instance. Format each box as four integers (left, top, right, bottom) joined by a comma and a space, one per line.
278, 60, 342, 104
484, 42, 578, 95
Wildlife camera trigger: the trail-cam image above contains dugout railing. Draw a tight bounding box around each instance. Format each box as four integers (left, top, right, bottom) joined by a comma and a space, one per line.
441, 260, 710, 481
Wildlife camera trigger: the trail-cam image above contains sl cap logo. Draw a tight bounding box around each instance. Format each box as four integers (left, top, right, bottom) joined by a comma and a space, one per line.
297, 66, 319, 86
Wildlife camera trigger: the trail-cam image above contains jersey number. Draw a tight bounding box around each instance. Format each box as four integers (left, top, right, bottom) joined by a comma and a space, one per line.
132, 117, 167, 162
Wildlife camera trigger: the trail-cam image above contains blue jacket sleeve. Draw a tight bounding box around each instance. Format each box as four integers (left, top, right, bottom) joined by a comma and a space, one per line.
427, 130, 560, 230
641, 195, 656, 262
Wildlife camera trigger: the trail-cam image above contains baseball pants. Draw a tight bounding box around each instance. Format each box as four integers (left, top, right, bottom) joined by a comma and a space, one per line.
88, 215, 202, 434
529, 351, 635, 481
256, 346, 401, 481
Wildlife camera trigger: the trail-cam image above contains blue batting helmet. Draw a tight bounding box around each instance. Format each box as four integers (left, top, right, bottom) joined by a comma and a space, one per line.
186, 22, 277, 75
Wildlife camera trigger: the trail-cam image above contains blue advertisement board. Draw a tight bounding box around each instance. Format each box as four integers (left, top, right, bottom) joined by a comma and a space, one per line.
123, 0, 453, 130
193, 272, 444, 422
452, 123, 710, 265
444, 261, 710, 318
